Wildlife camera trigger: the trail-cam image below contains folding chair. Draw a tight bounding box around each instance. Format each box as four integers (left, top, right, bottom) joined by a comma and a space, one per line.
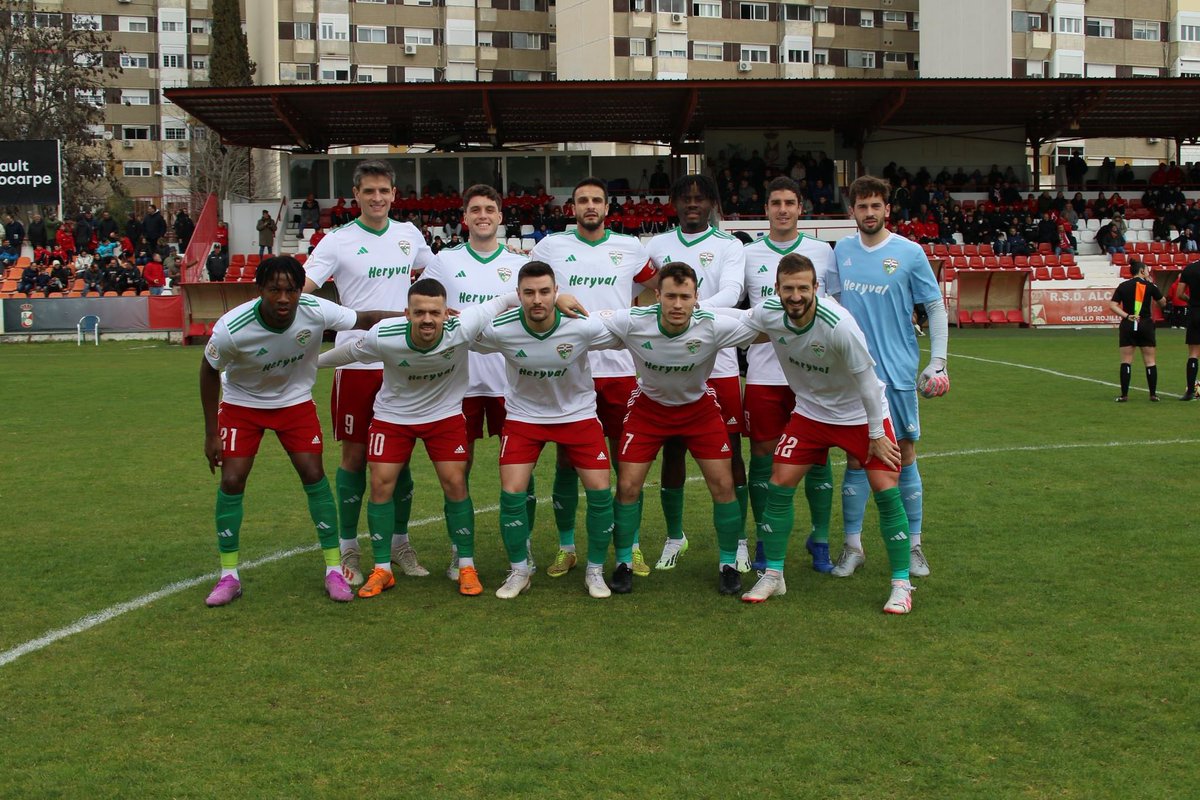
77, 314, 100, 346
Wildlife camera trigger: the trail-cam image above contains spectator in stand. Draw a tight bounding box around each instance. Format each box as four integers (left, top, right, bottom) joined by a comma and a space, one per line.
80, 261, 104, 296
165, 262, 181, 292
1175, 225, 1198, 253
143, 253, 166, 295
31, 245, 51, 266
27, 213, 46, 250
1065, 153, 1088, 190
1095, 220, 1126, 254
45, 259, 71, 296
0, 243, 19, 267
115, 257, 146, 296
142, 206, 166, 252
891, 177, 912, 220
96, 210, 119, 242
1054, 224, 1077, 256
96, 232, 120, 260
1152, 215, 1173, 243
125, 211, 142, 245
1166, 161, 1185, 185
1070, 192, 1087, 220
298, 194, 321, 231
648, 161, 670, 194
1098, 157, 1116, 187
308, 229, 325, 254
174, 209, 195, 250
16, 262, 40, 297
256, 209, 276, 257
1111, 211, 1129, 240
1116, 163, 1136, 186
1062, 201, 1080, 227
1007, 227, 1030, 256
76, 250, 95, 273
991, 229, 1009, 256
205, 242, 230, 281
5, 213, 25, 248
1092, 192, 1111, 221
1036, 211, 1058, 249
1036, 191, 1055, 215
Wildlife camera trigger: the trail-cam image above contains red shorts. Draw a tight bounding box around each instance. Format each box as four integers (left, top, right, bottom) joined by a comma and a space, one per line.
593, 376, 638, 439
462, 395, 506, 441
619, 391, 731, 463
331, 368, 383, 444
367, 416, 468, 464
500, 418, 611, 470
773, 412, 900, 473
217, 401, 323, 459
743, 384, 795, 443
707, 375, 746, 435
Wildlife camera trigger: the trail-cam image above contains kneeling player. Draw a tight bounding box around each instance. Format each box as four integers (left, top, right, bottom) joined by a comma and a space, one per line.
199, 256, 399, 606
733, 254, 914, 613
597, 262, 758, 594
473, 262, 621, 599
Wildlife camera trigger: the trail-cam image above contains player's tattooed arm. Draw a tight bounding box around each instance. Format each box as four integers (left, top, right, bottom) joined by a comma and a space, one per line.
199, 359, 223, 474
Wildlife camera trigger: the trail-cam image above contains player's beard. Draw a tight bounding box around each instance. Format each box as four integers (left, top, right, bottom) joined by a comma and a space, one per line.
577, 215, 603, 233
856, 216, 886, 236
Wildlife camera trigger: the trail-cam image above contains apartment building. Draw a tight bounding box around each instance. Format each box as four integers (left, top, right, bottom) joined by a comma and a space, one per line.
20, 0, 1200, 201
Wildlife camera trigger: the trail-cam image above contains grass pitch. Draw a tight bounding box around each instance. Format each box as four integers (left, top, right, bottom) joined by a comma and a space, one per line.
0, 329, 1197, 799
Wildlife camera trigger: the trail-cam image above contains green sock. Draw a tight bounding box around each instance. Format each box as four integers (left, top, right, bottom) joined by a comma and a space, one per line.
525, 475, 537, 536
734, 483, 749, 530
713, 500, 742, 565
748, 453, 773, 525
612, 500, 639, 564
444, 496, 475, 559
215, 489, 243, 569
304, 477, 340, 567
585, 488, 615, 566
552, 466, 578, 546
760, 482, 796, 571
394, 464, 414, 535
634, 490, 644, 547
335, 467, 366, 542
499, 490, 529, 564
366, 499, 395, 566
805, 462, 833, 544
875, 487, 911, 581
660, 486, 685, 540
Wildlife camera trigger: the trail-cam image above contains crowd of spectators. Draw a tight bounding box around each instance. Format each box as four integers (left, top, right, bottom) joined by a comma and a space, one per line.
710, 146, 840, 218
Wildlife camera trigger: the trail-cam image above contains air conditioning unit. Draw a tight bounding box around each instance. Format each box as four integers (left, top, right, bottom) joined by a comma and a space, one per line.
1148, 137, 1161, 144
670, 12, 684, 23
122, 140, 134, 148
737, 60, 752, 72
404, 43, 418, 56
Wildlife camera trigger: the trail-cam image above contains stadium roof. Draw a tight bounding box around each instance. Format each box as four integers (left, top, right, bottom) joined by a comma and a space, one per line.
165, 78, 1200, 153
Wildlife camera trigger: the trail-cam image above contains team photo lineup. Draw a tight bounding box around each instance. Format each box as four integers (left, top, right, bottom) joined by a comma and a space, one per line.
202, 159, 950, 614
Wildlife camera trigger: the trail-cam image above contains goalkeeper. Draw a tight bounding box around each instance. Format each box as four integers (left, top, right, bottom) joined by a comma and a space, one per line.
825, 175, 949, 580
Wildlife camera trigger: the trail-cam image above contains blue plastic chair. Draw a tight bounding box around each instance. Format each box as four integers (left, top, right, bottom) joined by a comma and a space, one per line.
77, 314, 100, 346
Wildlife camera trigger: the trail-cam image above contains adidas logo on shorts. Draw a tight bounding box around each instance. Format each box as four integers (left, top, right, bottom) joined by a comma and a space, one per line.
597, 452, 608, 460
311, 435, 321, 444
454, 445, 466, 454
721, 443, 730, 453
726, 416, 737, 425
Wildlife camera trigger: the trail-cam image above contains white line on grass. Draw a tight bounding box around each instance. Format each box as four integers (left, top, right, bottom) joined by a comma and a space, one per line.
6, 435, 1200, 669
949, 351, 1142, 393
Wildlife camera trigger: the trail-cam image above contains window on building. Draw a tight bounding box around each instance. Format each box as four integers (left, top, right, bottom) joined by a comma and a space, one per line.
404, 28, 435, 46
161, 53, 184, 69
1085, 18, 1114, 38
75, 52, 102, 68
1058, 16, 1082, 34
1054, 50, 1084, 77
786, 47, 810, 63
692, 40, 722, 60
859, 15, 874, 28
632, 0, 646, 11
356, 65, 388, 82
76, 89, 104, 107
120, 53, 150, 69
739, 3, 767, 21
519, 0, 537, 10
163, 126, 188, 140
883, 51, 906, 64
320, 59, 351, 81
123, 162, 152, 178
319, 14, 349, 41
19, 12, 63, 28
119, 17, 150, 33
164, 165, 190, 177
1086, 63, 1116, 78
847, 49, 875, 68
812, 7, 828, 23
813, 48, 828, 65
294, 22, 312, 40
510, 70, 543, 81
740, 44, 770, 63
478, 31, 493, 46
883, 10, 905, 24
629, 37, 648, 56
356, 25, 387, 44
660, 0, 686, 13
72, 13, 101, 30
122, 126, 151, 140
1178, 59, 1200, 77
190, 19, 211, 34
1182, 24, 1200, 42
404, 0, 435, 6
911, 13, 918, 30
191, 56, 209, 71
1132, 20, 1159, 41
693, 1, 721, 18
1026, 60, 1047, 78
161, 20, 183, 32
512, 32, 543, 49
1029, 14, 1043, 30
445, 61, 476, 81
657, 32, 688, 57
782, 4, 809, 21
1131, 66, 1159, 77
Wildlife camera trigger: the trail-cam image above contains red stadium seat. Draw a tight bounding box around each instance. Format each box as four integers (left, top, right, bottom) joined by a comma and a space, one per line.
1111, 252, 1128, 266
231, 254, 246, 266
1027, 255, 1044, 267
1043, 254, 1059, 267
988, 310, 1007, 325
295, 253, 308, 265
971, 310, 989, 326
1150, 241, 1166, 254
952, 256, 968, 269
933, 244, 949, 257
1175, 253, 1192, 266
921, 243, 933, 255
1120, 265, 1132, 279
979, 244, 995, 256
1060, 253, 1076, 266
963, 245, 979, 256
1006, 309, 1024, 324
1034, 267, 1051, 281
1133, 242, 1151, 254
998, 255, 1014, 269
948, 245, 964, 256
983, 256, 1000, 269
1142, 254, 1158, 266
1037, 242, 1053, 254
942, 267, 956, 282
1067, 265, 1084, 280
1050, 266, 1068, 280
957, 309, 972, 327
1014, 256, 1029, 268
967, 256, 984, 270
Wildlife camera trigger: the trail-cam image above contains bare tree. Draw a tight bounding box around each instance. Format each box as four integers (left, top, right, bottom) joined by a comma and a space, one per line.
0, 1, 120, 213
189, 128, 277, 203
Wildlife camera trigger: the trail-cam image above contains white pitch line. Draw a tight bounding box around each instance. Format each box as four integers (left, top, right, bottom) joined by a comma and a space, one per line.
949, 351, 1142, 393
6, 434, 1200, 669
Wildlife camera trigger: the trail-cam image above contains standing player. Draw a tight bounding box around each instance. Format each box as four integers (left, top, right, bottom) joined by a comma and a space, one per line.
1177, 257, 1200, 400
742, 176, 839, 573
828, 175, 949, 579
1109, 259, 1167, 402
529, 178, 658, 578
199, 257, 399, 606
473, 262, 621, 599
644, 175, 746, 571
598, 263, 758, 594
734, 255, 914, 613
302, 160, 435, 586
421, 184, 533, 579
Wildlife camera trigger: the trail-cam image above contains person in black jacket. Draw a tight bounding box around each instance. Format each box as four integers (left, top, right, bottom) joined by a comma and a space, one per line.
205, 243, 230, 282
142, 206, 167, 252
174, 209, 195, 250
27, 213, 47, 249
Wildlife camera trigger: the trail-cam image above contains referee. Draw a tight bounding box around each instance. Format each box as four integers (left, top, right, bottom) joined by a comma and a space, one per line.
1109, 258, 1168, 402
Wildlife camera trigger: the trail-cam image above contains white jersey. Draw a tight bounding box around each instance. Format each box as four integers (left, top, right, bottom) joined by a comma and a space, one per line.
206, 295, 358, 409
740, 296, 888, 426
473, 309, 620, 424
422, 242, 527, 398
346, 295, 511, 426
646, 226, 745, 379
303, 218, 434, 370
529, 229, 657, 378
743, 234, 838, 386
599, 305, 756, 406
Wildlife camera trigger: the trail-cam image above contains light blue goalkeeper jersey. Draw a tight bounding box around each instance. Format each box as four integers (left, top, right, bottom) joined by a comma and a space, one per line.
830, 232, 942, 390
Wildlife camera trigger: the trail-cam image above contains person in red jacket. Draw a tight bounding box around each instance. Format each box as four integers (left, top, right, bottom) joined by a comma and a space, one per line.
56, 223, 76, 257
143, 253, 167, 295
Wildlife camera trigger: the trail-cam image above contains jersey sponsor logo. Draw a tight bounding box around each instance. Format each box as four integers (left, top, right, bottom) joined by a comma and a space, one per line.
497, 266, 513, 282
645, 361, 694, 374
787, 355, 829, 374
408, 366, 456, 382
455, 270, 467, 278
368, 265, 410, 280
640, 341, 653, 350
565, 254, 578, 262
296, 329, 312, 346
518, 366, 568, 378
757, 265, 769, 273
883, 257, 899, 275
261, 354, 304, 372
356, 246, 369, 255
458, 291, 499, 305
686, 338, 702, 355
556, 342, 574, 359
760, 287, 775, 297
810, 341, 826, 358
255, 347, 269, 356
567, 274, 617, 289
842, 279, 890, 296
699, 251, 714, 268
399, 241, 412, 256
609, 251, 624, 265
514, 349, 528, 358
